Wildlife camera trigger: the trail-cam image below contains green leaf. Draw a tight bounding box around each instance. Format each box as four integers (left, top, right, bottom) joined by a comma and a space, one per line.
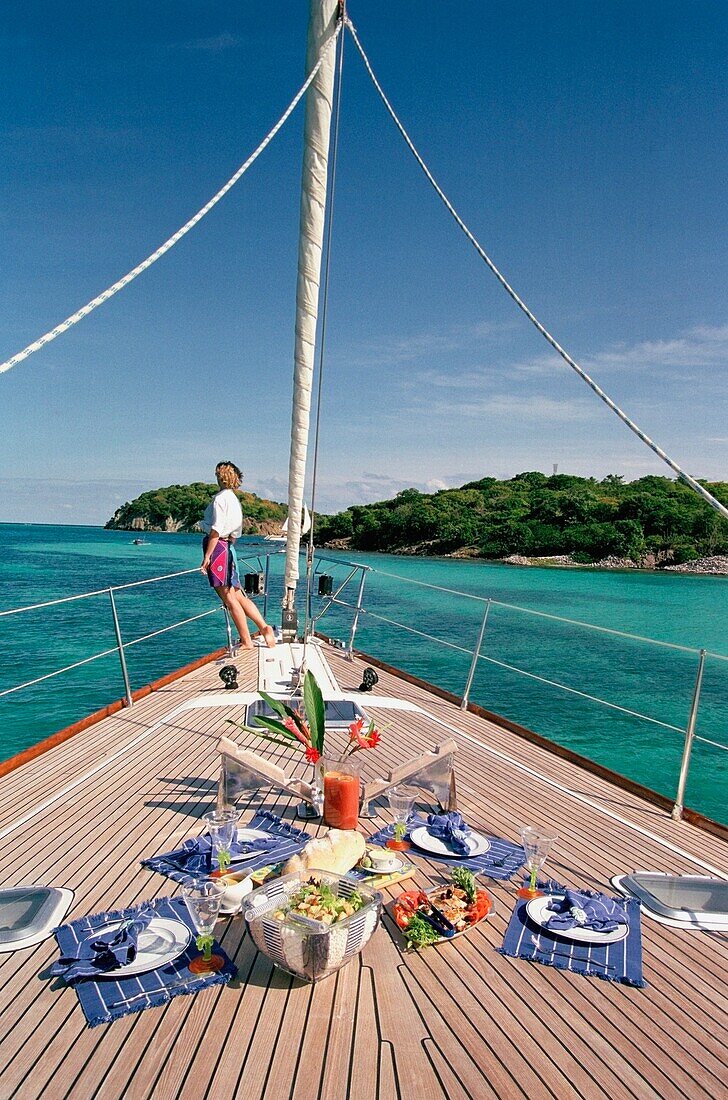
451, 866, 477, 904
303, 671, 326, 755
226, 717, 293, 740
253, 715, 297, 738
258, 690, 291, 720
251, 730, 300, 752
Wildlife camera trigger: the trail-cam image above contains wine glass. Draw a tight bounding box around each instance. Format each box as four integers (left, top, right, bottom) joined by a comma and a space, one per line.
385, 786, 417, 850
517, 827, 557, 900
204, 809, 239, 876
181, 878, 227, 973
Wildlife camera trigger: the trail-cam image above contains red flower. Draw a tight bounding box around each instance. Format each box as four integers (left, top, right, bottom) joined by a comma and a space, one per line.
348, 718, 365, 742
364, 728, 381, 749
348, 718, 381, 751
284, 714, 310, 745
305, 745, 321, 764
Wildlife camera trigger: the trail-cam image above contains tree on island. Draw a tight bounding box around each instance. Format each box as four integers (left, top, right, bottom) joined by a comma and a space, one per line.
314, 473, 728, 565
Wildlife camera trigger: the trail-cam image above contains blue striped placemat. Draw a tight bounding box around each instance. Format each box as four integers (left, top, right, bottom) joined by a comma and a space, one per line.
498, 880, 646, 987
142, 810, 311, 884
367, 816, 525, 880
53, 895, 237, 1027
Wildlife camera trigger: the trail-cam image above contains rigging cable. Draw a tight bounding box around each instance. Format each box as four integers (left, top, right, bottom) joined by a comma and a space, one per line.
302, 2, 348, 652
0, 25, 341, 378
345, 16, 728, 522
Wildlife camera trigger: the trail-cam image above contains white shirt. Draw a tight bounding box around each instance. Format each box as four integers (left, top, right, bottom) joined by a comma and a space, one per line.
201, 489, 243, 539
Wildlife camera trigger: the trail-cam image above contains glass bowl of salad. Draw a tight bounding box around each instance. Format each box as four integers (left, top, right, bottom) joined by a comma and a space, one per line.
242, 870, 382, 982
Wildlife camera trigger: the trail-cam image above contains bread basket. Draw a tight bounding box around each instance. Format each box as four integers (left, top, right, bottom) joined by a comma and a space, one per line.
242, 870, 382, 983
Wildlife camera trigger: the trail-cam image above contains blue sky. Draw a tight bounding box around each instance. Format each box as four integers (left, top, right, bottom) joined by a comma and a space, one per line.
1, 1, 726, 524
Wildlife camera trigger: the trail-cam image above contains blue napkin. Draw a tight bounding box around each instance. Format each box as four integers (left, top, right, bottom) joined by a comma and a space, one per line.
53, 896, 237, 1027
51, 911, 153, 983
426, 812, 472, 856
165, 834, 280, 876
367, 815, 525, 880
142, 810, 312, 886
545, 887, 629, 933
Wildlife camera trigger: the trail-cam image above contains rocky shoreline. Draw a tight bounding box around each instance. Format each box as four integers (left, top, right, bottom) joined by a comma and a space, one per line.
323, 538, 727, 575
109, 517, 284, 537
501, 553, 728, 576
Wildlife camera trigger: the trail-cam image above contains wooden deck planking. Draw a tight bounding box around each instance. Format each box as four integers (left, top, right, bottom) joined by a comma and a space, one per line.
0, 644, 725, 1100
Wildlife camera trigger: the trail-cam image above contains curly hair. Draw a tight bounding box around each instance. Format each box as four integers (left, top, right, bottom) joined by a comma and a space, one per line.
215, 461, 242, 490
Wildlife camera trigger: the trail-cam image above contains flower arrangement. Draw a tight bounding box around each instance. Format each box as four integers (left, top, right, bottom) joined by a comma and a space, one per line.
230, 670, 381, 765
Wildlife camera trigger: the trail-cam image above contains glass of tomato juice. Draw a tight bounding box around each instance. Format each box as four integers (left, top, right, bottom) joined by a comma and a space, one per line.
322, 756, 361, 830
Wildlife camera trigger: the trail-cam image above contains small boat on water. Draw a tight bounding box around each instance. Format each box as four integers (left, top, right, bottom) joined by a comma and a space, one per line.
0, 3, 725, 1098
264, 504, 311, 543
132, 537, 145, 545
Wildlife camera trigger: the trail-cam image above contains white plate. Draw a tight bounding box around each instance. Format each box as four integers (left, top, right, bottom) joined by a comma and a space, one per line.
230, 828, 272, 862
95, 917, 192, 979
409, 826, 490, 859
358, 855, 406, 876
525, 894, 630, 945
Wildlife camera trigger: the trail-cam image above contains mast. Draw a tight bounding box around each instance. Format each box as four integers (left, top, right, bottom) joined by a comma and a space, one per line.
283, 0, 340, 632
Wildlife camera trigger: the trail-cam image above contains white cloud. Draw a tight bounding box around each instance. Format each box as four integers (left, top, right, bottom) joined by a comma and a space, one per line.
344, 321, 515, 369
413, 392, 592, 422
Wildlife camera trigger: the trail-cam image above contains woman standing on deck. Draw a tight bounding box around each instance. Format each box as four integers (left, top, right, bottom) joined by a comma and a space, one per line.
200, 461, 276, 649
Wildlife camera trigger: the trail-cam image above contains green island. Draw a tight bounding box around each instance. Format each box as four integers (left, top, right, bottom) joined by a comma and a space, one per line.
105, 473, 728, 573
105, 483, 287, 536
316, 473, 728, 573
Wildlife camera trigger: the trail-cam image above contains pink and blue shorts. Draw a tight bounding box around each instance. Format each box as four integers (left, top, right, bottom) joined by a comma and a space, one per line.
203, 537, 240, 590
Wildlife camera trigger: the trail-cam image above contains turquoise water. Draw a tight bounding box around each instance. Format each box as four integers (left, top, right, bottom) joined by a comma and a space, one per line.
0, 523, 726, 823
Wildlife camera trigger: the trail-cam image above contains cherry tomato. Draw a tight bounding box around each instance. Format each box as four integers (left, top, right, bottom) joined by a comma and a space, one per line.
393, 890, 427, 929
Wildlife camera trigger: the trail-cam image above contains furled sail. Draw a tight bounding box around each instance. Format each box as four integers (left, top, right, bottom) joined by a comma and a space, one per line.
283, 0, 340, 616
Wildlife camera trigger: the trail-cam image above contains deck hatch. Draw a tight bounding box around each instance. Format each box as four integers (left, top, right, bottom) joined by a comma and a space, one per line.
618, 873, 728, 926
0, 886, 74, 950
245, 698, 366, 730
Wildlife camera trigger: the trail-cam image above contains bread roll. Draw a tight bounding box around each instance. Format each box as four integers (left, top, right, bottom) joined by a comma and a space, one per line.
283, 830, 365, 876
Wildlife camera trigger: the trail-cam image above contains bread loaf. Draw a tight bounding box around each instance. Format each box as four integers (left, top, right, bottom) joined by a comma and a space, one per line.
282, 830, 365, 876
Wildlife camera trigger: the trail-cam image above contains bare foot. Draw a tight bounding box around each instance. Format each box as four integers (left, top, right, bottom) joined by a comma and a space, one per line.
236, 638, 255, 651
262, 625, 277, 648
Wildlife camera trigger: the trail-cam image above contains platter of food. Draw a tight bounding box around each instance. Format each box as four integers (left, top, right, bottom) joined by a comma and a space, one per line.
392, 868, 494, 949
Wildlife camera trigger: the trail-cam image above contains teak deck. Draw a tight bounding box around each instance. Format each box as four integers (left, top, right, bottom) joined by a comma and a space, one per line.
0, 642, 726, 1100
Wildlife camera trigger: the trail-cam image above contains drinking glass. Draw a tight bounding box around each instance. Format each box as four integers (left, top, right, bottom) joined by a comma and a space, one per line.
181, 878, 227, 973
385, 786, 417, 850
204, 809, 239, 876
517, 828, 557, 899
321, 755, 361, 830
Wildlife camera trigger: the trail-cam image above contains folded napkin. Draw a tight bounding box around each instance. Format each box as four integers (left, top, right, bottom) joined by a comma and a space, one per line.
164, 833, 280, 876
51, 911, 153, 983
426, 812, 472, 856
545, 887, 630, 934
142, 810, 312, 886
53, 896, 237, 1027
498, 880, 645, 987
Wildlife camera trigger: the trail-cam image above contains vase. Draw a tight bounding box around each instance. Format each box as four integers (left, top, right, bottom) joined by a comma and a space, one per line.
321, 754, 361, 830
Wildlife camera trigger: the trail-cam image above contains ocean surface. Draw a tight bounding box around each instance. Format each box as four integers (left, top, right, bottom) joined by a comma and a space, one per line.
0, 523, 726, 823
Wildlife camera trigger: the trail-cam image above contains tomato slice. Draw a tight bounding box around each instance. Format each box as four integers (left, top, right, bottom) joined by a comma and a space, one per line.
466, 890, 492, 923
393, 890, 426, 930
